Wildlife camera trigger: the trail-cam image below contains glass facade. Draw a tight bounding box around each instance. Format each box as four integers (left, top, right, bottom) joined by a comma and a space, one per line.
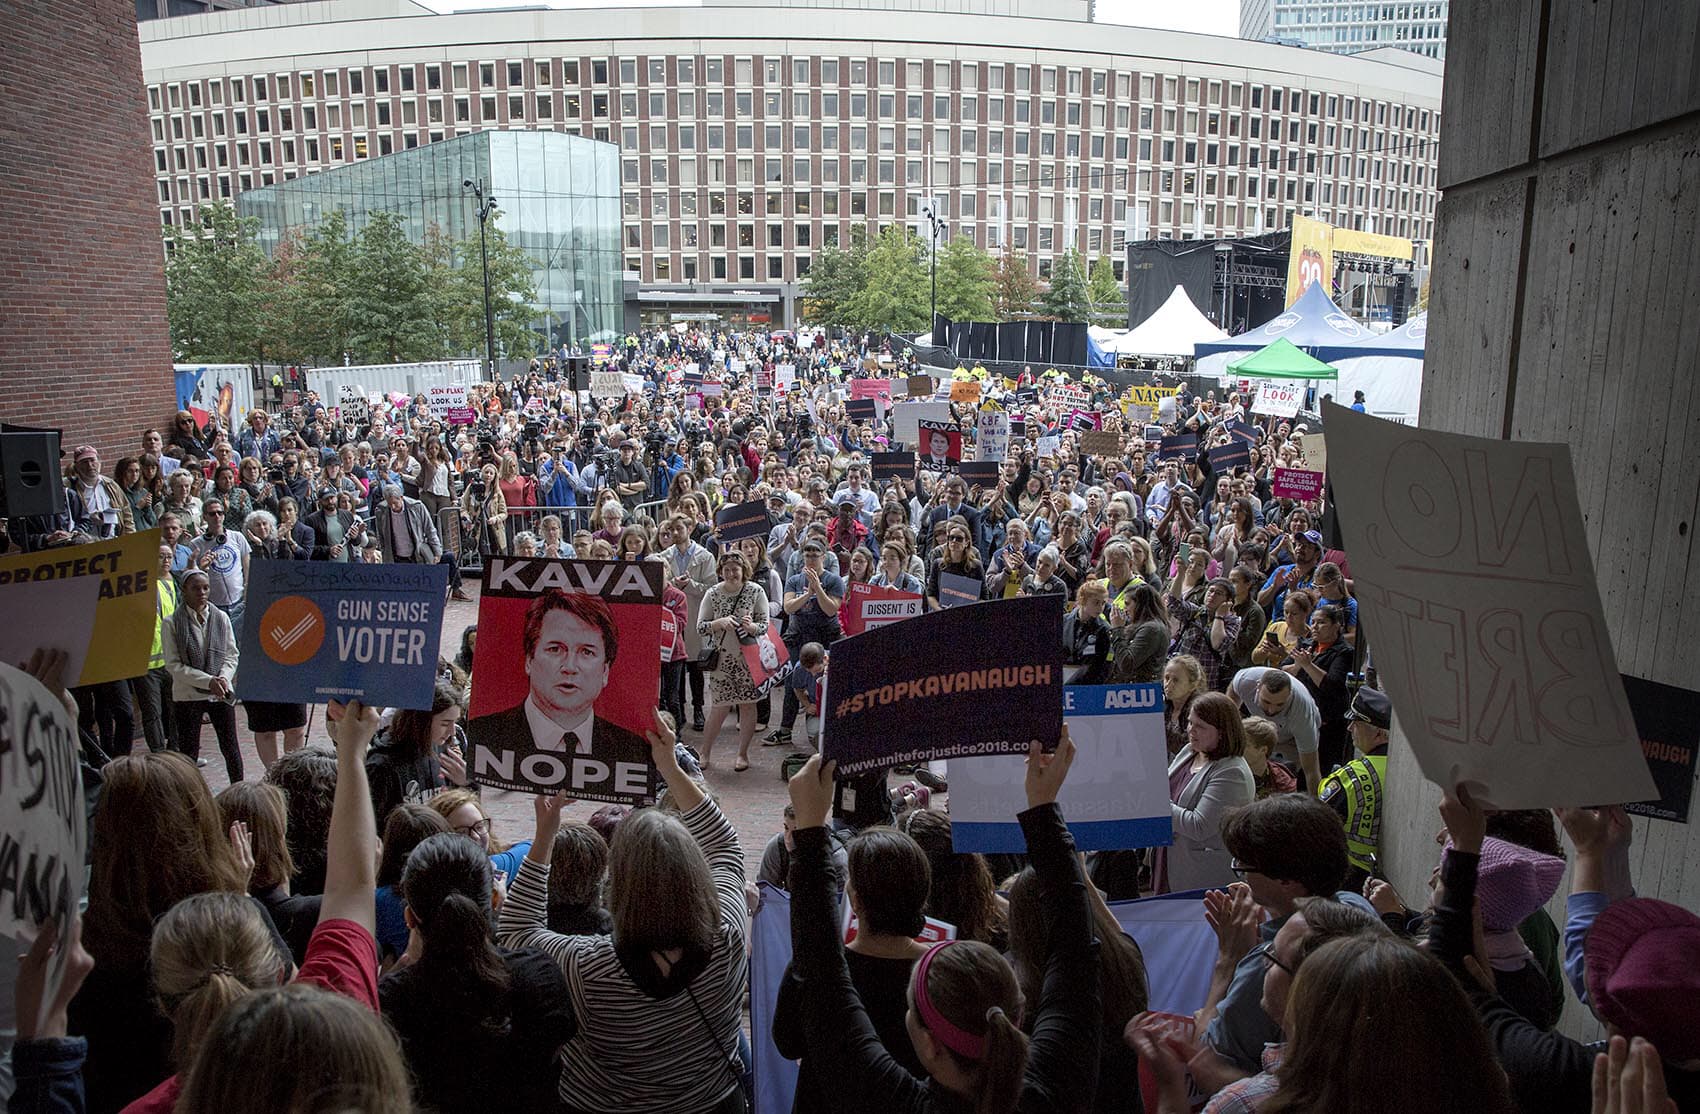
238, 130, 623, 346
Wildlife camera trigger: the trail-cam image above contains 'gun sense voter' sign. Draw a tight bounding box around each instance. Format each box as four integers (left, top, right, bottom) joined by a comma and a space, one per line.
238, 561, 449, 710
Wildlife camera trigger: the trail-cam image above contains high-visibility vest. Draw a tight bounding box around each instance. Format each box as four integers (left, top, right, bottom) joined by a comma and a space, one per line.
1319, 752, 1387, 872
150, 575, 180, 670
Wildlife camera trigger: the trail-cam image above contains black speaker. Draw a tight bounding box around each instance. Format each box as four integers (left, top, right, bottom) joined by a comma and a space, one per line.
565, 355, 590, 391
0, 424, 66, 519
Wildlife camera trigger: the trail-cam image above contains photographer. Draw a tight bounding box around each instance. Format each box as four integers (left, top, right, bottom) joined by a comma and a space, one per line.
608, 437, 650, 512
461, 462, 508, 556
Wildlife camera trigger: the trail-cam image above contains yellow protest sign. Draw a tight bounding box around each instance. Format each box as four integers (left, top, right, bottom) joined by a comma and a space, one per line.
1125, 385, 1179, 409
0, 529, 160, 684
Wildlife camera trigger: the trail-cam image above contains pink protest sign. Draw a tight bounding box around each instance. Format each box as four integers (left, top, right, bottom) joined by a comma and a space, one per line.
1272, 466, 1324, 501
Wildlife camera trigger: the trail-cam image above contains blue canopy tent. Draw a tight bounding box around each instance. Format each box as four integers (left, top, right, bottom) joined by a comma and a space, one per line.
1193, 283, 1384, 375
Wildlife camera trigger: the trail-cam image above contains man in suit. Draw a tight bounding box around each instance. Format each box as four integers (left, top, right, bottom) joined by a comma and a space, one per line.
922, 473, 983, 553
465, 589, 655, 802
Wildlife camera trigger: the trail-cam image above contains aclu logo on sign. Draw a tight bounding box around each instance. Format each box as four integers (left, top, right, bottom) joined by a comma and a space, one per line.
1073, 685, 1160, 711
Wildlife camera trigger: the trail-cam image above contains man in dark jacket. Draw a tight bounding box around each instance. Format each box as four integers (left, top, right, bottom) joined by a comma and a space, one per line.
302, 487, 367, 562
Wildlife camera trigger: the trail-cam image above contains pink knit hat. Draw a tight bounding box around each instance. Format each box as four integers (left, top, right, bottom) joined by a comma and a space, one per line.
1472, 837, 1565, 932
1585, 898, 1700, 1062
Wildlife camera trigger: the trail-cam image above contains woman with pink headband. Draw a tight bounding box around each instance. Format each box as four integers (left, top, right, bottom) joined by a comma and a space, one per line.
782, 735, 1100, 1114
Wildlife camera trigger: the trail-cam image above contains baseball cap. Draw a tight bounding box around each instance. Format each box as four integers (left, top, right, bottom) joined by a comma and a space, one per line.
74, 445, 98, 462
318, 487, 340, 502
1298, 529, 1324, 548
1345, 687, 1392, 730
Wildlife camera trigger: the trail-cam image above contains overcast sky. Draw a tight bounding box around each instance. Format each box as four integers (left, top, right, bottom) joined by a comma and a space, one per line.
417, 0, 1243, 37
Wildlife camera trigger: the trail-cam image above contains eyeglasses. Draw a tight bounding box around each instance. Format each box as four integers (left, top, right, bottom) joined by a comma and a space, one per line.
454, 817, 491, 839
205, 509, 225, 517
947, 534, 969, 543
1250, 940, 1294, 975
1229, 857, 1260, 878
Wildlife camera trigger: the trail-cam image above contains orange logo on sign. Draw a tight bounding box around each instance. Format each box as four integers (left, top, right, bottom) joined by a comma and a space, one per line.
259, 596, 325, 665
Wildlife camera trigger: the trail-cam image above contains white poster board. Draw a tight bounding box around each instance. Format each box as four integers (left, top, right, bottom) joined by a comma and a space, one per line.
1321, 403, 1655, 809
1294, 431, 1328, 473
890, 400, 953, 447
426, 384, 467, 419
949, 684, 1173, 852
590, 369, 625, 396
0, 576, 102, 687
0, 661, 88, 1033
976, 411, 1010, 462
338, 383, 369, 424
1251, 379, 1305, 418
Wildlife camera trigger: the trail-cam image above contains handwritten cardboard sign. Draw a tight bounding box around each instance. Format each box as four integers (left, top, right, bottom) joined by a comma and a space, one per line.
1321, 403, 1655, 809
1251, 379, 1305, 418
1079, 429, 1121, 457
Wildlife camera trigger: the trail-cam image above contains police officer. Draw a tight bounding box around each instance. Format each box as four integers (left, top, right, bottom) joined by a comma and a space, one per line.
1320, 686, 1391, 892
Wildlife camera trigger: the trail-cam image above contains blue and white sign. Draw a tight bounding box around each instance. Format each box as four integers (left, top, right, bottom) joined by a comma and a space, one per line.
237, 561, 449, 710
948, 683, 1173, 853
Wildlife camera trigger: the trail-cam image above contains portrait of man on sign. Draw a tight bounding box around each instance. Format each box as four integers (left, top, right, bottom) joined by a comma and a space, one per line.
466, 588, 655, 802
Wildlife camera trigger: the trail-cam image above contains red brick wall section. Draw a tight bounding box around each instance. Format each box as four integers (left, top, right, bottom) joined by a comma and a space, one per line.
0, 0, 177, 467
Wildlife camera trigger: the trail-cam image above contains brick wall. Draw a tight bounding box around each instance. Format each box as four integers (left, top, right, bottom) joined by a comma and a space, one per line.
0, 0, 176, 467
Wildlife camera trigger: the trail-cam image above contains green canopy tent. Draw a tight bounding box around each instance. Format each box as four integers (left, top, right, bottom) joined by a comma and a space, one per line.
1226, 336, 1339, 380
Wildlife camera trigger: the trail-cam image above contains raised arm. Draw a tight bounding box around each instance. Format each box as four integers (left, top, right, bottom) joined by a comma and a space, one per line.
320, 700, 380, 933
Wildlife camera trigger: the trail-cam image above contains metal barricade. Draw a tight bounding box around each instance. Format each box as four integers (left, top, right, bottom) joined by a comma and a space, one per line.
500, 499, 673, 554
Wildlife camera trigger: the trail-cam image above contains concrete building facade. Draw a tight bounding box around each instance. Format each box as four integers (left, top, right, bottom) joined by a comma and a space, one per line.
1241, 0, 1449, 60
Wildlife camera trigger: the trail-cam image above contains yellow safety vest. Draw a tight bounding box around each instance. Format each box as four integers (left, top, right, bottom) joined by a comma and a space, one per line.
150, 575, 179, 670
1320, 752, 1387, 872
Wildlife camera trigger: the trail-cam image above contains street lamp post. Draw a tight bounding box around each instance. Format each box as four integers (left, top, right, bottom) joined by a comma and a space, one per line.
921, 203, 945, 338
463, 178, 497, 381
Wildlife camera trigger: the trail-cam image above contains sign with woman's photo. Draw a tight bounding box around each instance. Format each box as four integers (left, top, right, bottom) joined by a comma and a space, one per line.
466, 558, 664, 803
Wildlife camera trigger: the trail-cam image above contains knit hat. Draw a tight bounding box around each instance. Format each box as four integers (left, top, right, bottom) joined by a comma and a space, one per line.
1584, 898, 1700, 1062
1472, 837, 1565, 932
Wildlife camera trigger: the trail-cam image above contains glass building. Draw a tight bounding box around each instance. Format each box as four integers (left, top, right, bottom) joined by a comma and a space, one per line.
238, 130, 623, 348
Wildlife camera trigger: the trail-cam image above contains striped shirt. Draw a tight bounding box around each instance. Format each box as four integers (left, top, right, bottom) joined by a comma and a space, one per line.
496, 798, 748, 1113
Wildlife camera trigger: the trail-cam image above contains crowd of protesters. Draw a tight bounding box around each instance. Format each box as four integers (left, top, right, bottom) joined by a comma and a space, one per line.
4, 322, 1697, 1113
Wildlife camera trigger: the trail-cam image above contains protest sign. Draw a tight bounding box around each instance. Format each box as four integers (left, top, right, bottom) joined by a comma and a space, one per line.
1143, 424, 1167, 444
905, 375, 934, 398
1158, 395, 1177, 423
700, 380, 726, 398
427, 384, 470, 422
950, 380, 982, 404
822, 595, 1064, 776
729, 359, 747, 376
1158, 433, 1198, 461
937, 571, 982, 608
1224, 418, 1260, 443
754, 364, 774, 390
850, 378, 893, 402
975, 410, 1010, 462
1272, 466, 1325, 501
621, 372, 646, 395
1251, 379, 1305, 418
1036, 435, 1062, 458
739, 620, 790, 696
713, 499, 771, 543
840, 582, 923, 638
957, 461, 1002, 488
951, 683, 1172, 852
1127, 384, 1180, 411
891, 400, 952, 445
1321, 403, 1655, 809
590, 369, 625, 396
1066, 409, 1102, 432
1620, 674, 1700, 824
841, 902, 954, 945
0, 576, 101, 688
1206, 440, 1252, 472
0, 529, 159, 685
0, 662, 87, 1034
1294, 431, 1328, 472
917, 420, 962, 472
776, 363, 797, 389
467, 558, 664, 804
1126, 402, 1154, 425
870, 451, 916, 481
1079, 429, 1121, 457
338, 383, 369, 424
844, 398, 879, 424
590, 341, 614, 364
237, 561, 448, 709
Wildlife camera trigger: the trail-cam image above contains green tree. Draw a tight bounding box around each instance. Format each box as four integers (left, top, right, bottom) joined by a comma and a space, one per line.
347, 211, 441, 363
1041, 248, 1092, 322
1087, 253, 1129, 327
456, 215, 542, 360
800, 231, 866, 326
993, 252, 1042, 319
934, 233, 996, 322
844, 224, 928, 333
161, 200, 272, 363
275, 209, 357, 367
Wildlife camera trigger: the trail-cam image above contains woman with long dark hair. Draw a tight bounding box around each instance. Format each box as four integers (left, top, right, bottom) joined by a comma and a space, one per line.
896, 806, 1008, 950
364, 679, 470, 829
380, 833, 576, 1112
